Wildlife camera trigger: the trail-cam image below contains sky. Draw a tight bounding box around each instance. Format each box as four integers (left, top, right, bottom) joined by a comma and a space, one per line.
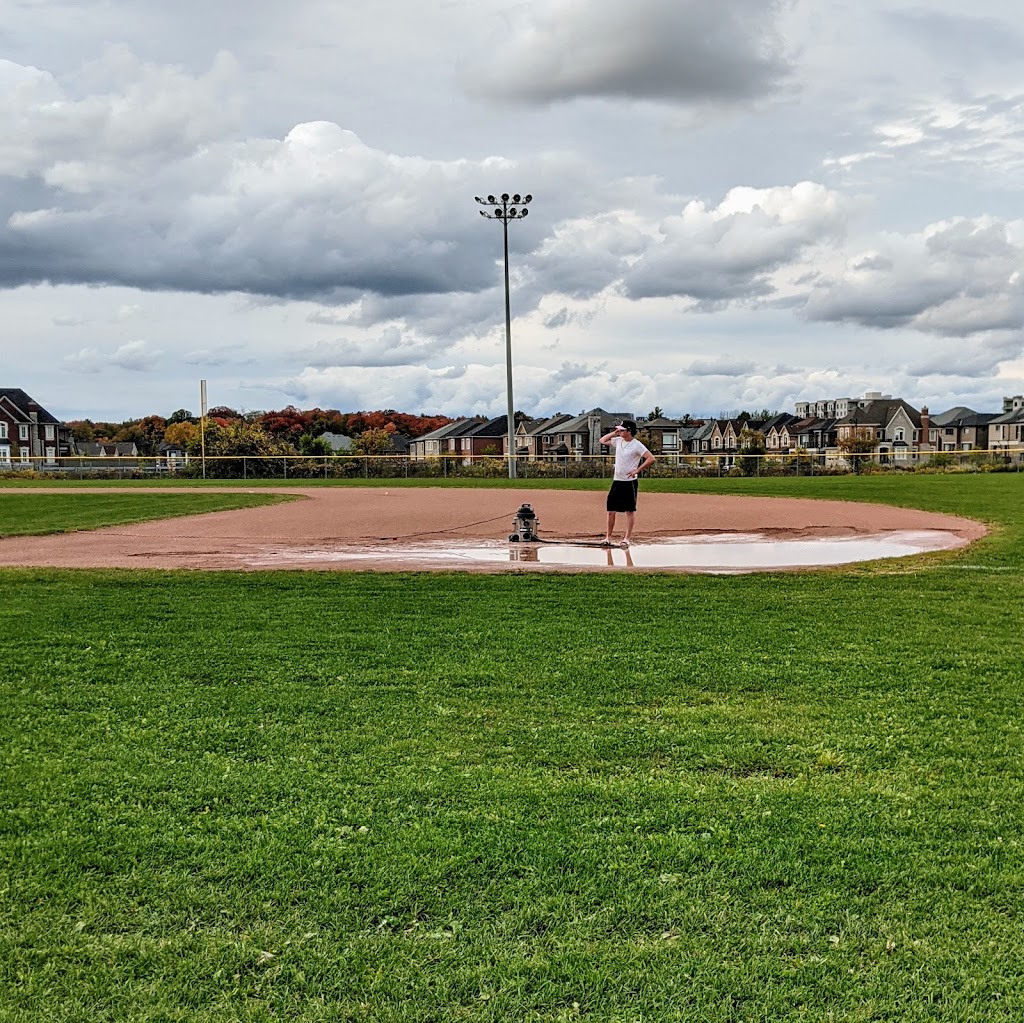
3, 0, 1024, 422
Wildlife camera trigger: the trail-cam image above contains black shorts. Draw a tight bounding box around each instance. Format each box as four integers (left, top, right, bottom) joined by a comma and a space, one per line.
607, 479, 639, 513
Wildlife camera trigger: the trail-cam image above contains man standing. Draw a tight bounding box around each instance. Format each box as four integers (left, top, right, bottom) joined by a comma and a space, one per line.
600, 419, 655, 546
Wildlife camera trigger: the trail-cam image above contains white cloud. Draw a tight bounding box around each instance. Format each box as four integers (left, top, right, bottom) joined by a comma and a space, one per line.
63, 339, 162, 373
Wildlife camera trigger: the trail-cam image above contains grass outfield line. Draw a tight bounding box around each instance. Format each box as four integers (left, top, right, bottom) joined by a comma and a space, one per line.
1, 475, 1022, 1021
0, 492, 292, 537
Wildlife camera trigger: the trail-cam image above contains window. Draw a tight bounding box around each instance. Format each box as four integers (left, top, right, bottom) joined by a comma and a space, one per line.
0, 445, 9, 463
662, 434, 678, 449
20, 449, 29, 464
894, 428, 904, 441
895, 449, 908, 461
45, 447, 56, 463
0, 422, 7, 439
45, 425, 55, 441
876, 430, 883, 439
19, 424, 28, 440
944, 428, 954, 436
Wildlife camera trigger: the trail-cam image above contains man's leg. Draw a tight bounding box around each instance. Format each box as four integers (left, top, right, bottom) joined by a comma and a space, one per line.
622, 511, 635, 544
604, 511, 616, 543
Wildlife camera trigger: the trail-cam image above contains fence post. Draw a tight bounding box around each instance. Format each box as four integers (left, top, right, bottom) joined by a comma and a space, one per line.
243, 457, 247, 480
284, 457, 288, 480
364, 457, 368, 478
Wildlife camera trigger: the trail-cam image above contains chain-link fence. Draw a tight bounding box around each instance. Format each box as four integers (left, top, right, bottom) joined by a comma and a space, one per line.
1, 449, 1021, 481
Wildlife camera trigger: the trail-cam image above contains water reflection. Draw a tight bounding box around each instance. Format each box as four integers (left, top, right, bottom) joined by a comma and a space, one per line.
250, 529, 967, 572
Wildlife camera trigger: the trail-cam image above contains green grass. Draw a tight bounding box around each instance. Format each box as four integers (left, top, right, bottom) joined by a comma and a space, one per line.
0, 492, 291, 537
1, 475, 1023, 1021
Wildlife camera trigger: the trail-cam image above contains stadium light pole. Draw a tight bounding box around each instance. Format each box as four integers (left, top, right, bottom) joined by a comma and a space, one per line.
475, 192, 532, 480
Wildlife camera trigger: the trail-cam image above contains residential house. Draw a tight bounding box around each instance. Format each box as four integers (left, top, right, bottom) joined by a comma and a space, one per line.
690, 421, 716, 454
930, 408, 998, 452
521, 414, 574, 459
761, 413, 800, 453
537, 408, 633, 460
789, 417, 837, 453
794, 396, 859, 419
708, 418, 767, 455
319, 432, 354, 453
833, 398, 935, 465
0, 388, 74, 467
989, 395, 1024, 457
637, 416, 682, 457
408, 418, 485, 460
75, 441, 141, 468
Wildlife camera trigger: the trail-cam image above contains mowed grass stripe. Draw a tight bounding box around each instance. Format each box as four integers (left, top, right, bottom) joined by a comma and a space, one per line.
0, 475, 1022, 1021
0, 492, 292, 537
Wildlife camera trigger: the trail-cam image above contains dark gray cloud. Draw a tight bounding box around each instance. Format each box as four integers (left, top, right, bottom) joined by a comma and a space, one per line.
465, 0, 792, 106
688, 358, 758, 377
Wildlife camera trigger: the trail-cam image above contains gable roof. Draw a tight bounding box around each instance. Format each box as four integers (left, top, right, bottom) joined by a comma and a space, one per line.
415, 418, 484, 442
930, 406, 976, 426
541, 408, 633, 435
0, 389, 61, 424
835, 399, 921, 430
527, 413, 574, 436
991, 406, 1024, 425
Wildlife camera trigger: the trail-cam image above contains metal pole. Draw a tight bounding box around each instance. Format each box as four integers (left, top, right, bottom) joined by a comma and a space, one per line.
200, 379, 207, 480
502, 214, 516, 480
476, 193, 531, 480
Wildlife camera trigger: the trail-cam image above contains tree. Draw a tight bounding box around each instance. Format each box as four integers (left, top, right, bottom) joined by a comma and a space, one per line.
647, 406, 665, 421
207, 405, 241, 421
352, 426, 396, 455
166, 408, 195, 424
837, 426, 876, 473
69, 420, 96, 442
113, 415, 167, 455
298, 433, 334, 456
164, 421, 198, 448
736, 427, 766, 476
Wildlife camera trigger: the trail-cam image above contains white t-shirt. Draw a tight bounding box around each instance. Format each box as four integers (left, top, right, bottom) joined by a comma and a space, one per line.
611, 436, 651, 481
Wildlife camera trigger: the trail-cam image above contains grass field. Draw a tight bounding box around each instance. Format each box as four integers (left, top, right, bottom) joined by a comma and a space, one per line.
0, 491, 290, 537
1, 475, 1022, 1021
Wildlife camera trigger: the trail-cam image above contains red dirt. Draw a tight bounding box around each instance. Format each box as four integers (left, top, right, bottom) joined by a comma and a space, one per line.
0, 486, 986, 573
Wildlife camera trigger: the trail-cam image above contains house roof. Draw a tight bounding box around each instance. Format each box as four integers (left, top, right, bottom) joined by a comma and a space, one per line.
319, 431, 353, 451
835, 399, 921, 429
415, 418, 484, 442
760, 413, 799, 434
0, 389, 61, 424
642, 416, 682, 429
527, 413, 574, 436
930, 406, 976, 426
542, 408, 633, 435
77, 442, 138, 456
990, 406, 1024, 424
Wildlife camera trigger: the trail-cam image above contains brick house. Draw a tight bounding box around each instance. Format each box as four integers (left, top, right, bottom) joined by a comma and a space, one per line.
0, 389, 74, 467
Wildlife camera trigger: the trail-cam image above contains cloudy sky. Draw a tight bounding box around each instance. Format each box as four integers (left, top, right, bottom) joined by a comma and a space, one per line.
4, 0, 1024, 421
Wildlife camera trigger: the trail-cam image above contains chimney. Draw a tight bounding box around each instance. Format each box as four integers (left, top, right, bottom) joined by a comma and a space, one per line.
920, 405, 930, 445
27, 401, 39, 423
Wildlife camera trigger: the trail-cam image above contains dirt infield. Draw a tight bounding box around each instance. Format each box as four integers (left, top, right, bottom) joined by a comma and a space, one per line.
0, 486, 986, 573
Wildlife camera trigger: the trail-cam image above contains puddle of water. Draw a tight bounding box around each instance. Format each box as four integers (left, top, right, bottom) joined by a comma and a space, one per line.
245, 529, 965, 572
